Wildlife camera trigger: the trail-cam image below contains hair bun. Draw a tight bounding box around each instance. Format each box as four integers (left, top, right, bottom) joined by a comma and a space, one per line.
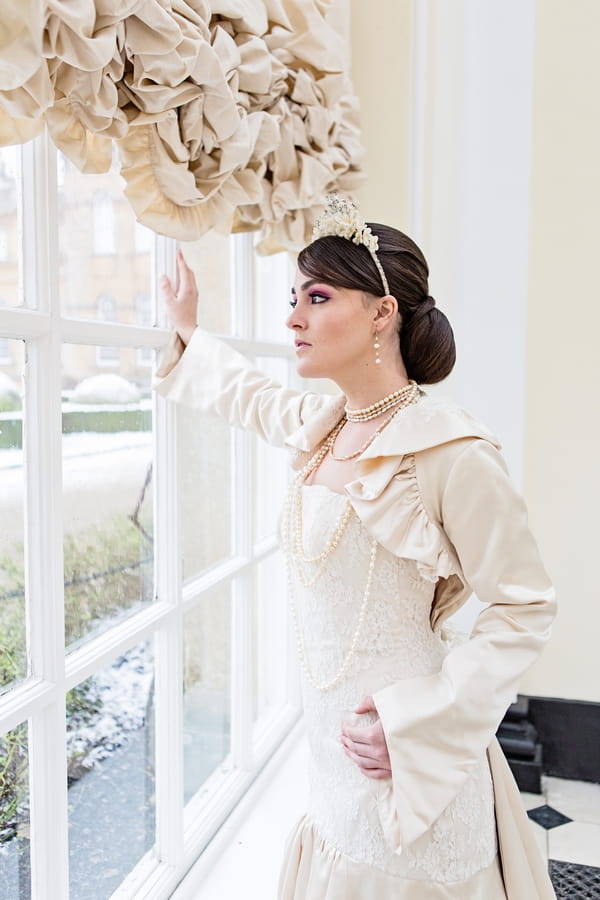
408, 295, 436, 323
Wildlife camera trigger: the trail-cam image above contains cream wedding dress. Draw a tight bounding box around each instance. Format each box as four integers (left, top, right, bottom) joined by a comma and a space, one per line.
278, 484, 507, 899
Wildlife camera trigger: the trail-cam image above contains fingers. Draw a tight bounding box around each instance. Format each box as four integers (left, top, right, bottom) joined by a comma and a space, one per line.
341, 734, 389, 765
353, 695, 376, 715
341, 741, 391, 779
341, 721, 378, 744
159, 274, 174, 302
176, 248, 195, 295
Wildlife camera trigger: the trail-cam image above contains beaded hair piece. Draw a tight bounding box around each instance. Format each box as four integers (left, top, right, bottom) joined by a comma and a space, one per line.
311, 194, 390, 296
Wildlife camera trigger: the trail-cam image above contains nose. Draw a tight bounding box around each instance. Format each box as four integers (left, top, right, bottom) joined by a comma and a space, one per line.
286, 305, 305, 330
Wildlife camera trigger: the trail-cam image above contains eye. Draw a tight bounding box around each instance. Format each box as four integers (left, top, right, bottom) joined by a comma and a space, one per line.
309, 292, 330, 304
289, 297, 297, 308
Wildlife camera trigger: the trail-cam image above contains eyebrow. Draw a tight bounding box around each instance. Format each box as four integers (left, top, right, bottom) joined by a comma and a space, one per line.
291, 279, 324, 294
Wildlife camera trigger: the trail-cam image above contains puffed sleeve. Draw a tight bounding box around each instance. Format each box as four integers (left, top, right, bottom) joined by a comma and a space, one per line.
153, 326, 331, 448
372, 438, 556, 853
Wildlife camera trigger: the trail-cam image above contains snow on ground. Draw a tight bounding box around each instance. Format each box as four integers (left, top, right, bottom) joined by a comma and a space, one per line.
67, 640, 155, 775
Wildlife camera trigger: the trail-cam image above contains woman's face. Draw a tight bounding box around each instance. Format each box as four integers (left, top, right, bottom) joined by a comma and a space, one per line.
286, 268, 376, 381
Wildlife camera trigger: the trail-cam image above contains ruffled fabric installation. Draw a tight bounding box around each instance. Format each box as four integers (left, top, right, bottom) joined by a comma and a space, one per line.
0, 0, 364, 250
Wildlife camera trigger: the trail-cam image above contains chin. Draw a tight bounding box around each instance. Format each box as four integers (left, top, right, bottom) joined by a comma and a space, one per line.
295, 359, 328, 380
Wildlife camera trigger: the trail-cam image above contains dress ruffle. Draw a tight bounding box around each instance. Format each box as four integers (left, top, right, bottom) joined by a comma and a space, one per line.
0, 0, 364, 249
278, 815, 507, 900
346, 452, 457, 589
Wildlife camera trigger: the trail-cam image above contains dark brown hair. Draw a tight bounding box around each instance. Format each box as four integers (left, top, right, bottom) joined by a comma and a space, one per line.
297, 224, 455, 384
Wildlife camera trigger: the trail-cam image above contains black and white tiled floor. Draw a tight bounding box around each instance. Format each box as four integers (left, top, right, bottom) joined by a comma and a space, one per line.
521, 776, 600, 897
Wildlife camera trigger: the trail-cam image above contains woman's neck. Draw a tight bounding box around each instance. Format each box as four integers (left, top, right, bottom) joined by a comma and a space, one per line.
336, 364, 410, 411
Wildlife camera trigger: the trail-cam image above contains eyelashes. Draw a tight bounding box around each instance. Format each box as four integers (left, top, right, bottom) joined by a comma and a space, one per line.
289, 292, 330, 308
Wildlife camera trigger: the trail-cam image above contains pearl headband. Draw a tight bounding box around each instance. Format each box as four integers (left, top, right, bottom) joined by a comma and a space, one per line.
311, 194, 390, 296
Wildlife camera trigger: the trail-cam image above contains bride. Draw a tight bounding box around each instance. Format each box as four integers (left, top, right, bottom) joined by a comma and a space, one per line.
155, 195, 556, 899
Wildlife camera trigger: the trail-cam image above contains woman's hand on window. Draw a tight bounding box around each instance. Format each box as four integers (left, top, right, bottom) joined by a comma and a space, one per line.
160, 248, 198, 346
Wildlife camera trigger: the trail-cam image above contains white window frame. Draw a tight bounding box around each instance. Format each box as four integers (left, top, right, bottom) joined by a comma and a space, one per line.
0, 134, 302, 899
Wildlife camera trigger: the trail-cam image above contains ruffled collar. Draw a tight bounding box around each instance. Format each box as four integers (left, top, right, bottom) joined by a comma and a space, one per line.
284, 392, 500, 503
284, 391, 500, 459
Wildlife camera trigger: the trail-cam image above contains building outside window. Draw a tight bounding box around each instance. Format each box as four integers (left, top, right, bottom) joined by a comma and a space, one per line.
92, 190, 116, 256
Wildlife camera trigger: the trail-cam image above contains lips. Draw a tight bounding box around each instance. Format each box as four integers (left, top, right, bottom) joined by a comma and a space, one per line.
295, 340, 311, 349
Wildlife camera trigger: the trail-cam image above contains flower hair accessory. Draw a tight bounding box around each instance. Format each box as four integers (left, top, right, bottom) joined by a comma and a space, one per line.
311, 194, 390, 295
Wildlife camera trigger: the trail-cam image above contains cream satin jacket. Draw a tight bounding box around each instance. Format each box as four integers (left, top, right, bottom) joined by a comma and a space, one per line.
155, 328, 557, 899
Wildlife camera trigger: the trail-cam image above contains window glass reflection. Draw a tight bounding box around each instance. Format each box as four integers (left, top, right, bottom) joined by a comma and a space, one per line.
0, 721, 30, 899
68, 641, 155, 898
62, 345, 154, 648
57, 153, 153, 324
0, 146, 21, 308
183, 586, 231, 803
178, 409, 232, 579
0, 339, 26, 694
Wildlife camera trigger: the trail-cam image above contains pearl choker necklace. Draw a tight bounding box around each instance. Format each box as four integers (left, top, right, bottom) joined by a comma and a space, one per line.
345, 380, 418, 422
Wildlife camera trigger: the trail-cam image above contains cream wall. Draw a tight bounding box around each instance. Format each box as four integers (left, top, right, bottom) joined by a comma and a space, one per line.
350, 0, 600, 702
520, 0, 600, 702
350, 0, 413, 227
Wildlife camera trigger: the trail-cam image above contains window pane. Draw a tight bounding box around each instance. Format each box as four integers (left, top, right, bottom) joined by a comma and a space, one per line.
0, 339, 26, 694
0, 721, 30, 899
0, 146, 21, 308
254, 554, 288, 723
178, 410, 231, 579
57, 153, 154, 325
253, 358, 290, 543
68, 641, 155, 898
254, 248, 293, 343
181, 233, 231, 335
62, 345, 154, 648
183, 586, 230, 803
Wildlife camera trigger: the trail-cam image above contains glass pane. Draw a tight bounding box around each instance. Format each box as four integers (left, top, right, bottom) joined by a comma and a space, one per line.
68, 640, 155, 899
57, 152, 154, 324
0, 721, 30, 899
180, 232, 231, 335
254, 247, 293, 343
183, 586, 230, 803
254, 554, 288, 723
0, 146, 21, 308
0, 339, 26, 694
253, 358, 290, 543
178, 410, 231, 579
62, 345, 153, 649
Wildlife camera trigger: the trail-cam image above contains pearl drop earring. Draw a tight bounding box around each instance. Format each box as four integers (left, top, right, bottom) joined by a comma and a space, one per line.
374, 329, 381, 365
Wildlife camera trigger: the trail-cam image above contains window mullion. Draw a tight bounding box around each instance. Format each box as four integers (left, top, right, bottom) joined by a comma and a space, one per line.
153, 389, 184, 866
25, 133, 69, 900
151, 234, 185, 866
229, 233, 255, 770
230, 427, 255, 771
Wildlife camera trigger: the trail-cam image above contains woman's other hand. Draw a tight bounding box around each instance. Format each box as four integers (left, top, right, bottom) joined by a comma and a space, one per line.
160, 248, 198, 346
340, 696, 392, 780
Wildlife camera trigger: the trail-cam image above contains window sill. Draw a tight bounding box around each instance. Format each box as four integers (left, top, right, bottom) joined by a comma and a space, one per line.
172, 719, 309, 899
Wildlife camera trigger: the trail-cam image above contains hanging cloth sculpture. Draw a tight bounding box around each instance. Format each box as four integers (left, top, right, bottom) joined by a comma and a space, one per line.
0, 0, 364, 251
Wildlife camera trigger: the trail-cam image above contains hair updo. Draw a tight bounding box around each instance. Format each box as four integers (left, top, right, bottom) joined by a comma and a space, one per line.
297, 224, 456, 384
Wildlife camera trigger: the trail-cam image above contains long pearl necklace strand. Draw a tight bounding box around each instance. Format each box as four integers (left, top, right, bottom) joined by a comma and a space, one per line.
282, 422, 378, 692
345, 380, 418, 422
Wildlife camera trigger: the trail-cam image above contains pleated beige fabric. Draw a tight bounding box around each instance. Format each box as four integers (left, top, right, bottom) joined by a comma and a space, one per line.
0, 0, 364, 249
278, 815, 508, 899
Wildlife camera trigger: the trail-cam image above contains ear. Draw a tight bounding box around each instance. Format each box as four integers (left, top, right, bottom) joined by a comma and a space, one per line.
373, 295, 398, 329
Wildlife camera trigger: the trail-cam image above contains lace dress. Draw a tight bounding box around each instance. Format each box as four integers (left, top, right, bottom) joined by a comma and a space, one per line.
278, 484, 507, 899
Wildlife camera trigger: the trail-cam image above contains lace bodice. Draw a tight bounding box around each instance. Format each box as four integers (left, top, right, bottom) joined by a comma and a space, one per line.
291, 484, 497, 882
